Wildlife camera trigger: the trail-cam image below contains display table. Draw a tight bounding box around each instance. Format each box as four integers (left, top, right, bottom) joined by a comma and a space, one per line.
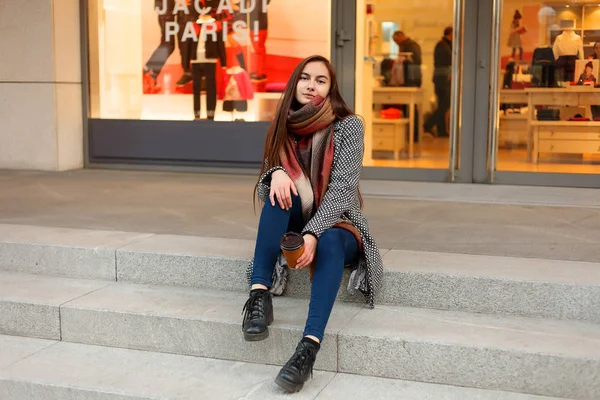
498, 89, 529, 147
499, 89, 528, 105
526, 87, 600, 161
372, 87, 423, 157
499, 114, 528, 147
531, 121, 600, 162
526, 87, 600, 108
498, 87, 600, 161
371, 117, 409, 159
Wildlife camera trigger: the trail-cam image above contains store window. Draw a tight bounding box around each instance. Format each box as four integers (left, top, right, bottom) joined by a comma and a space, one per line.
355, 1, 457, 169
496, 1, 600, 174
87, 0, 331, 122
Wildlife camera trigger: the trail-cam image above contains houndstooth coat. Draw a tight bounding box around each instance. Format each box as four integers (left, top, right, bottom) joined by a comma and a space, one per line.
247, 115, 384, 308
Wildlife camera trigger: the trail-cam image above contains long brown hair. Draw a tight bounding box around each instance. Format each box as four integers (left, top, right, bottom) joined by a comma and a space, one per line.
254, 55, 363, 209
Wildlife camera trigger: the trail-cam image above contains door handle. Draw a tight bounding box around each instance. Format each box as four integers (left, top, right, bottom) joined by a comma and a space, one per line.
336, 29, 352, 47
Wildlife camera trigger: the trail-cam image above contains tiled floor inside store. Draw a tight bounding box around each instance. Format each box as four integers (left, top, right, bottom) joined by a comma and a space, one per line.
365, 136, 600, 174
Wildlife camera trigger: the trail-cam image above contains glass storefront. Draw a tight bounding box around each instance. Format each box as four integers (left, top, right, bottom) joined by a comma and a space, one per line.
87, 0, 331, 122
354, 1, 457, 170
494, 0, 600, 175
83, 0, 600, 187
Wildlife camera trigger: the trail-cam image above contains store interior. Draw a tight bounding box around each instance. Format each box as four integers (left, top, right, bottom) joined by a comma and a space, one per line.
497, 0, 600, 174
356, 0, 600, 174
355, 0, 455, 169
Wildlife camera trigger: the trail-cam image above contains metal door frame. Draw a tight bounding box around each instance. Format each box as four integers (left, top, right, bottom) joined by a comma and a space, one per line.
453, 0, 479, 183
331, 0, 356, 106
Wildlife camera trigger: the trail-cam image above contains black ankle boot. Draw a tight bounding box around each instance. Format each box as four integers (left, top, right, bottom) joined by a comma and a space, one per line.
275, 339, 319, 393
242, 289, 273, 341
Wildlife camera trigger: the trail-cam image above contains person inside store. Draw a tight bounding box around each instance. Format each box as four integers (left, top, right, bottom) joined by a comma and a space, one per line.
387, 31, 422, 141
425, 26, 453, 137
590, 42, 600, 60
392, 31, 422, 88
241, 55, 383, 393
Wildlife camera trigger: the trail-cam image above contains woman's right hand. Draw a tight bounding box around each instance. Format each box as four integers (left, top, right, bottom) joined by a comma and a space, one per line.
269, 170, 298, 210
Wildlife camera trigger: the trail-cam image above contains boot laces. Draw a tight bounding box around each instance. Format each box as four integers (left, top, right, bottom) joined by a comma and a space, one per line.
289, 344, 315, 378
242, 292, 265, 322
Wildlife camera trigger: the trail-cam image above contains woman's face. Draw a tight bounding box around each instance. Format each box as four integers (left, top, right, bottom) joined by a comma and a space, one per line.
295, 61, 331, 105
595, 43, 600, 56
586, 66, 593, 74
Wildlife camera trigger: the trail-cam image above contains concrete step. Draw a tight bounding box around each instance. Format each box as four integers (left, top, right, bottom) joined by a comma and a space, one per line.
0, 271, 109, 339
1, 272, 594, 398
0, 223, 151, 280
1, 224, 599, 323
0, 335, 567, 400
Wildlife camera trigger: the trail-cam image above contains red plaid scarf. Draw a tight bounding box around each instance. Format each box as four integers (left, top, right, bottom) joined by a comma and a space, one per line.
281, 96, 363, 254
282, 96, 336, 222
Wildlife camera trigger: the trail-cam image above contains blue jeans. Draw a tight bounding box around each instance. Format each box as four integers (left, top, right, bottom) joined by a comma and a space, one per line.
251, 195, 359, 342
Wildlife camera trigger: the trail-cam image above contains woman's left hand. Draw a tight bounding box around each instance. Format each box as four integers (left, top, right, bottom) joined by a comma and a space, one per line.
296, 234, 317, 269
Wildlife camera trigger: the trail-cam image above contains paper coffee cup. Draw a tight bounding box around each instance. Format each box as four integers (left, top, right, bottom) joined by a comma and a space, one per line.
280, 232, 304, 269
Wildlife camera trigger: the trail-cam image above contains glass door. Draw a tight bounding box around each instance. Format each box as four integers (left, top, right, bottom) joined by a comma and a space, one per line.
352, 0, 475, 182
480, 0, 600, 187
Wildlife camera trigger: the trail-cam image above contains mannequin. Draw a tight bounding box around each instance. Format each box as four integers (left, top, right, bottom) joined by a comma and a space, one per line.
553, 20, 584, 82
530, 5, 557, 87
192, 1, 227, 120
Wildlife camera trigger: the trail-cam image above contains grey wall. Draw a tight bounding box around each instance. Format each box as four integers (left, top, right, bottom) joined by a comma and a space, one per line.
0, 0, 83, 171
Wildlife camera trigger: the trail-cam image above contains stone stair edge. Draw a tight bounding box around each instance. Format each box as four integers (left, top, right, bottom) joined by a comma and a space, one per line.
2, 223, 600, 270
4, 275, 600, 358
0, 335, 573, 400
55, 283, 600, 399
1, 276, 599, 398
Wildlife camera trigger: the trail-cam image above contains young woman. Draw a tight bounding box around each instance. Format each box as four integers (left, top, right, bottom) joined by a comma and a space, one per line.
241, 55, 383, 393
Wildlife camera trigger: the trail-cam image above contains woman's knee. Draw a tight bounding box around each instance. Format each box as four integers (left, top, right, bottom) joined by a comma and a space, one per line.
317, 229, 345, 256
263, 193, 300, 210
262, 196, 286, 212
